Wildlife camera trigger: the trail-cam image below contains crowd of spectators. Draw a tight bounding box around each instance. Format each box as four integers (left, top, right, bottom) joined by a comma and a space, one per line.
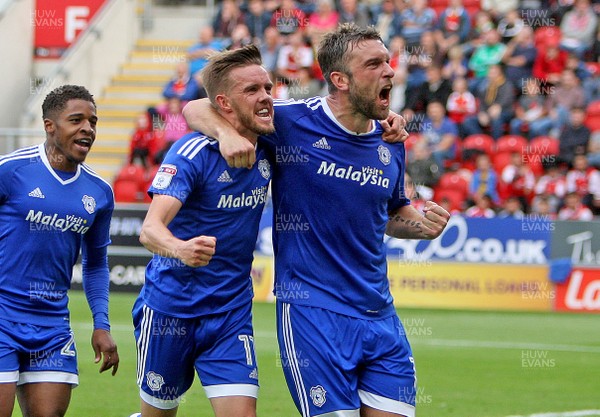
117, 0, 600, 221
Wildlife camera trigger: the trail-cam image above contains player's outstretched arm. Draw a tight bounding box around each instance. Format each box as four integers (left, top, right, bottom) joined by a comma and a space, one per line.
139, 194, 216, 267
386, 201, 450, 240
380, 111, 409, 143
80, 243, 119, 375
182, 98, 256, 169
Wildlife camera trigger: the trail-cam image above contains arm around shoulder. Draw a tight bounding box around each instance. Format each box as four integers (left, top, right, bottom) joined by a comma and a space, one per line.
182, 98, 256, 168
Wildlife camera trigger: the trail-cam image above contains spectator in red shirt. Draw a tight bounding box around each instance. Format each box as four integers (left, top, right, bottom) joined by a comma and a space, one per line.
129, 111, 162, 169
533, 40, 569, 85
566, 153, 600, 207
446, 76, 477, 126
465, 194, 496, 218
501, 151, 536, 209
534, 163, 567, 213
558, 191, 594, 220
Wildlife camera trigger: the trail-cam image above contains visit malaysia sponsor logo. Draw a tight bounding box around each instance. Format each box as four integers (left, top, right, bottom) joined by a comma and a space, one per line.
217, 185, 269, 209
316, 161, 391, 188
26, 210, 89, 234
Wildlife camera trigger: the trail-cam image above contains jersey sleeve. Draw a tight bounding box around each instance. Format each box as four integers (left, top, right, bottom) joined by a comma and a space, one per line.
388, 144, 411, 213
148, 141, 203, 204
83, 186, 114, 249
0, 161, 16, 204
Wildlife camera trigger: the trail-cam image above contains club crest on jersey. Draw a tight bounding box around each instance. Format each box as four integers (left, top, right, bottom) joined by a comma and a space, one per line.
378, 145, 391, 166
310, 385, 327, 407
152, 164, 178, 190
258, 159, 271, 180
146, 371, 165, 391
81, 195, 96, 214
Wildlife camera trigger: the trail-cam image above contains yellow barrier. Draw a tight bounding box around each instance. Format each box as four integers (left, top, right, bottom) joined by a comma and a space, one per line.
251, 256, 554, 312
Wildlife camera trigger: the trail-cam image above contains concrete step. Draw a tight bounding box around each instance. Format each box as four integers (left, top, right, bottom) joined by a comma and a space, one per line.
96, 98, 162, 113
129, 50, 187, 65
99, 133, 131, 142
111, 74, 171, 86
86, 156, 126, 166
103, 85, 163, 94
97, 97, 162, 107
100, 120, 139, 129
121, 62, 177, 77
86, 157, 128, 181
98, 109, 142, 119
92, 145, 129, 155
98, 128, 133, 137
135, 38, 194, 52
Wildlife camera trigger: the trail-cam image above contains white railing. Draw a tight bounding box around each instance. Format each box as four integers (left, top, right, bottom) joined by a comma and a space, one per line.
0, 0, 15, 17
20, 0, 140, 132
0, 128, 44, 155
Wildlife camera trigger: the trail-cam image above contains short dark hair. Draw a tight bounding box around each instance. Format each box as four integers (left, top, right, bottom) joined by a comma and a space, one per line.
200, 44, 263, 104
317, 23, 384, 93
42, 85, 95, 120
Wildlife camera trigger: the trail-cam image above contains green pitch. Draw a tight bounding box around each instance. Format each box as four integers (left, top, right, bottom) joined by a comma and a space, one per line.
13, 292, 600, 417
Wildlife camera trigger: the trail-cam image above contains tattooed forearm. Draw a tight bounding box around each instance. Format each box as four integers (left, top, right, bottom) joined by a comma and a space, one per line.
389, 214, 423, 233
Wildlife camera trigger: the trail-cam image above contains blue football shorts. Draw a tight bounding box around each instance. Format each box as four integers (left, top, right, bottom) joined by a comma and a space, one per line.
133, 298, 259, 410
0, 318, 78, 386
277, 301, 416, 417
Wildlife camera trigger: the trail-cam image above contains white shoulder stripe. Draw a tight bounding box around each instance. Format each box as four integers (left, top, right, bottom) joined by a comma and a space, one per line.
0, 146, 39, 162
187, 138, 216, 159
6, 145, 39, 155
81, 164, 114, 190
176, 136, 216, 160
273, 96, 323, 110
273, 98, 297, 106
177, 137, 203, 156
0, 151, 39, 167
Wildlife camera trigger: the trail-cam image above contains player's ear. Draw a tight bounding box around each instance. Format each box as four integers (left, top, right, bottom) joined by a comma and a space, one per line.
43, 118, 55, 134
214, 94, 232, 113
330, 71, 350, 91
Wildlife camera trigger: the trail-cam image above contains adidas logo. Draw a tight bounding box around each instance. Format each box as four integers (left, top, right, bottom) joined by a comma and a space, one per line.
312, 137, 331, 150
28, 187, 45, 199
217, 170, 233, 183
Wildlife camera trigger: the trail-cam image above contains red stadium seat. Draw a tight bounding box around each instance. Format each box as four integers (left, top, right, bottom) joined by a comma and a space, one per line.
434, 189, 466, 212
585, 100, 600, 132
493, 152, 514, 173
115, 164, 145, 183
113, 179, 142, 203
462, 134, 495, 156
436, 171, 469, 196
428, 0, 448, 7
142, 165, 160, 203
528, 135, 559, 156
403, 133, 422, 153
526, 136, 560, 176
496, 135, 528, 154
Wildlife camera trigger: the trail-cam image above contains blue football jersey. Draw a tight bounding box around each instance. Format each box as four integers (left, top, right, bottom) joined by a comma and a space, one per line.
141, 133, 271, 317
0, 144, 113, 326
261, 97, 410, 319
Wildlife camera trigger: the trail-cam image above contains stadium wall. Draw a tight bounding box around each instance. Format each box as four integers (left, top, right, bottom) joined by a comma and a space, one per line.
0, 0, 34, 128
71, 204, 600, 313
